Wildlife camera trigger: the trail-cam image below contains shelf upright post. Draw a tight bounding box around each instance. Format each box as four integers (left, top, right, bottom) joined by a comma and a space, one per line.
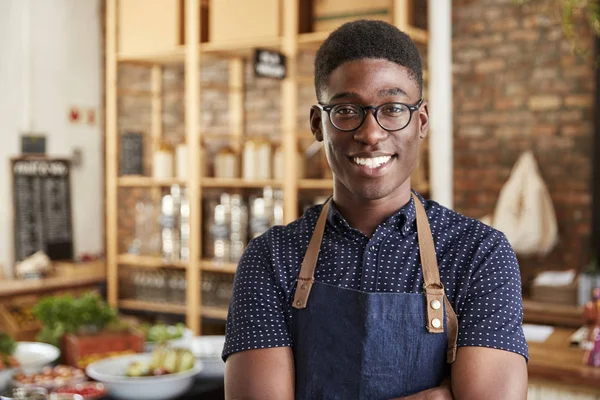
151, 66, 163, 206
105, 0, 119, 307
281, 0, 299, 223
185, 0, 202, 335
392, 0, 412, 32
228, 58, 244, 154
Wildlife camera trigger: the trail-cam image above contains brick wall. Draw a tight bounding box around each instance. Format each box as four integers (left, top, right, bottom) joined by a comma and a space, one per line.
452, 0, 595, 285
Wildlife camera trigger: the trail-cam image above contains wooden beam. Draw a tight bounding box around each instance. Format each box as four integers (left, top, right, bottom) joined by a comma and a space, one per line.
150, 65, 163, 206
281, 0, 299, 223
228, 58, 244, 153
392, 0, 411, 32
105, 0, 118, 308
184, 0, 201, 335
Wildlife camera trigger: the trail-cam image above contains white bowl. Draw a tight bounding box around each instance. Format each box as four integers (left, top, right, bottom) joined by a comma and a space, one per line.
13, 342, 60, 374
190, 335, 225, 378
86, 354, 202, 400
144, 328, 193, 353
0, 369, 15, 393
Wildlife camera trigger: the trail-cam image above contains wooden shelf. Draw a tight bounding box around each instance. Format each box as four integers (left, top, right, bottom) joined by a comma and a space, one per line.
202, 306, 229, 321
298, 179, 333, 190
523, 299, 583, 329
202, 177, 283, 188
118, 176, 186, 187
118, 254, 188, 269
117, 35, 281, 64
117, 47, 186, 64
119, 299, 187, 314
201, 260, 238, 274
0, 270, 106, 300
107, 0, 431, 336
298, 27, 428, 50
201, 36, 282, 58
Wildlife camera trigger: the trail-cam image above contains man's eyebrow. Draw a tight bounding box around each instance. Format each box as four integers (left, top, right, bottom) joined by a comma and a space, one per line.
378, 87, 408, 97
329, 92, 361, 102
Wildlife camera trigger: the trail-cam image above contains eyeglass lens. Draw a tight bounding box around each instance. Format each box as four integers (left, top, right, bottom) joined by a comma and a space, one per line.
329, 103, 411, 131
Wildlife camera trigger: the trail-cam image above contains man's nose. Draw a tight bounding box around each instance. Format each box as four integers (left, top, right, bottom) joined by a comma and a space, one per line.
353, 110, 387, 145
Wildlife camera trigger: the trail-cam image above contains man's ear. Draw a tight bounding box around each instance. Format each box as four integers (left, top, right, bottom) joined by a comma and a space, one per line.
310, 106, 324, 142
418, 101, 429, 140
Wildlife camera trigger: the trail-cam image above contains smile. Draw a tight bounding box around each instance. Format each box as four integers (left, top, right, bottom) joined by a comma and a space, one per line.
352, 155, 393, 169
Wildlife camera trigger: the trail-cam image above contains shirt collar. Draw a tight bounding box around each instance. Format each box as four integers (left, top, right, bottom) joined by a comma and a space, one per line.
325, 190, 423, 236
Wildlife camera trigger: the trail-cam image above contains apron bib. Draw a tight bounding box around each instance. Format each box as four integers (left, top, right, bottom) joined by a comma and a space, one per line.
291, 194, 458, 399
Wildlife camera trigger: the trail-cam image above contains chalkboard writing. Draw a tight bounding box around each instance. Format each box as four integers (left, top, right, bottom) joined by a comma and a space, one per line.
254, 49, 286, 80
12, 158, 74, 263
120, 132, 144, 175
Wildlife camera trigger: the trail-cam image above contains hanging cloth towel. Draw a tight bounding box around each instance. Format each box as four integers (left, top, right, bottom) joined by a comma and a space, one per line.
482, 151, 558, 257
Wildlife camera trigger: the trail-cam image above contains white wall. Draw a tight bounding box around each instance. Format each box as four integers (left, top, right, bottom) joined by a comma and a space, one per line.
0, 0, 104, 277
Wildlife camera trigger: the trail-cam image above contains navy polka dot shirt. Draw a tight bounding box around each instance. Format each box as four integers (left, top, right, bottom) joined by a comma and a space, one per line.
223, 192, 529, 361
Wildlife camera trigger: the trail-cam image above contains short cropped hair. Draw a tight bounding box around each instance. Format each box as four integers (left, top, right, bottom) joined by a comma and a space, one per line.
314, 19, 423, 101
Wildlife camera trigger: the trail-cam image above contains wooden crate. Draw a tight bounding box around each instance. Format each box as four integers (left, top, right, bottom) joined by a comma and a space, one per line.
531, 281, 579, 306
312, 0, 393, 33
62, 331, 145, 368
52, 261, 106, 279
118, 0, 208, 54
0, 302, 41, 341
209, 0, 280, 43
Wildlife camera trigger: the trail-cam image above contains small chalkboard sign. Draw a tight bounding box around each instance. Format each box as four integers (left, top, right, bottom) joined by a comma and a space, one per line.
254, 49, 286, 80
120, 132, 144, 175
12, 157, 74, 263
21, 134, 46, 155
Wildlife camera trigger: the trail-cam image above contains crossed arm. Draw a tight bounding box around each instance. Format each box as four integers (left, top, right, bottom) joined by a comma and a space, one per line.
224, 345, 528, 400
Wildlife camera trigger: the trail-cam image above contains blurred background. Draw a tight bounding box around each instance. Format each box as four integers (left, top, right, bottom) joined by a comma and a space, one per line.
0, 0, 599, 399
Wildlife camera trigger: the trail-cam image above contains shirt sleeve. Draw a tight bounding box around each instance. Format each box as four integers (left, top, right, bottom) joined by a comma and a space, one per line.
222, 233, 292, 361
456, 230, 529, 361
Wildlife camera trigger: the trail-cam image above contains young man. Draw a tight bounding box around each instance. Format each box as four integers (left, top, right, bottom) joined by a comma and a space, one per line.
223, 20, 528, 399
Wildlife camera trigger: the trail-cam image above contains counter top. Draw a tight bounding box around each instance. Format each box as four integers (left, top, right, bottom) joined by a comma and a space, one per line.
528, 327, 600, 390
0, 271, 106, 299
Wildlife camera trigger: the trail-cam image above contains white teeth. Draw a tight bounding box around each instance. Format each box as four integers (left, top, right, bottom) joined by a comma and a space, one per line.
352, 155, 392, 168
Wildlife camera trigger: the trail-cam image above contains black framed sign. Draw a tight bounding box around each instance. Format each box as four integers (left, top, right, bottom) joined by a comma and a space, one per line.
21, 134, 47, 155
254, 49, 286, 80
120, 132, 144, 175
12, 157, 74, 262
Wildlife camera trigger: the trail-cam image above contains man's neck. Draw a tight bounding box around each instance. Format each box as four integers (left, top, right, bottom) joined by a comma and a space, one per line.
332, 186, 412, 237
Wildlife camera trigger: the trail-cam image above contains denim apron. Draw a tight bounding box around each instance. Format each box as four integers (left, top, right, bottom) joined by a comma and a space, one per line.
291, 194, 458, 399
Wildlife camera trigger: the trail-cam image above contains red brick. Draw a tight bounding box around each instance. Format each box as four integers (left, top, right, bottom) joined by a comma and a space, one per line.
489, 44, 520, 57
530, 124, 558, 136
564, 94, 593, 108
508, 30, 540, 42
528, 95, 562, 110
494, 126, 523, 138
563, 65, 593, 79
475, 59, 506, 73
480, 112, 512, 125
459, 126, 486, 137
495, 98, 525, 110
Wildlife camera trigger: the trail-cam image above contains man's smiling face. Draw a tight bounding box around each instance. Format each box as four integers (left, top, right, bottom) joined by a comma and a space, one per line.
311, 58, 429, 202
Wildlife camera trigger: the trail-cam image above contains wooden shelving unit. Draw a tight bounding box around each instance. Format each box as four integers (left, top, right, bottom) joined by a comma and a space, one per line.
106, 0, 430, 335
117, 176, 187, 187
201, 178, 283, 189
117, 254, 188, 269
119, 299, 188, 315
201, 260, 238, 274
201, 306, 229, 321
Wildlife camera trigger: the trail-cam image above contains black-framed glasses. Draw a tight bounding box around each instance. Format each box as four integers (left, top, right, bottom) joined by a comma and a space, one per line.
317, 99, 423, 132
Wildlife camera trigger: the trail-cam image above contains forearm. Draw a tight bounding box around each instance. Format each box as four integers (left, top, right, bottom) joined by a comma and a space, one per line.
392, 385, 453, 400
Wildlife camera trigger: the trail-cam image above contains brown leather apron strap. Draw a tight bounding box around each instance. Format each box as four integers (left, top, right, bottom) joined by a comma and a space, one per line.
413, 194, 458, 363
292, 198, 332, 309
